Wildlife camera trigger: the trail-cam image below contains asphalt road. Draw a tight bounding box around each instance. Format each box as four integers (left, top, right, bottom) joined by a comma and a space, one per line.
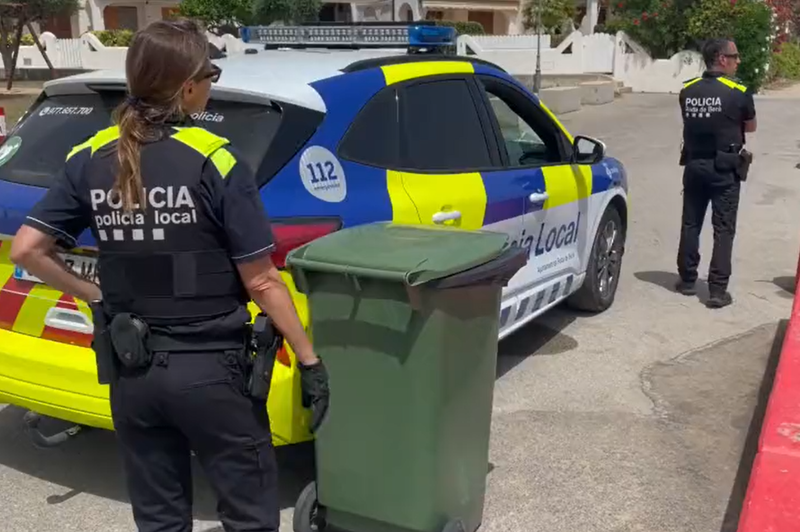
1, 91, 798, 532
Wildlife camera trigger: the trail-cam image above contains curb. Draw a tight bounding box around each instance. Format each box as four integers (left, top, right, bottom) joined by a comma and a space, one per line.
737, 273, 800, 532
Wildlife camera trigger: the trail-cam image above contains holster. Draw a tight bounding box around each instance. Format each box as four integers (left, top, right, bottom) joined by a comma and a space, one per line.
737, 149, 753, 182
245, 313, 283, 400
109, 313, 153, 370
715, 146, 753, 182
90, 301, 118, 385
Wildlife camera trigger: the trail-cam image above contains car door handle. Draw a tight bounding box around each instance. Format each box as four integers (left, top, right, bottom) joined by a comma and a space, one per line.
529, 192, 549, 203
44, 307, 93, 335
432, 211, 462, 224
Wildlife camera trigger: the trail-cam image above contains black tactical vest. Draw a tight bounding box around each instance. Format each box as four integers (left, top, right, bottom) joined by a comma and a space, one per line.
70, 125, 248, 326
680, 72, 749, 161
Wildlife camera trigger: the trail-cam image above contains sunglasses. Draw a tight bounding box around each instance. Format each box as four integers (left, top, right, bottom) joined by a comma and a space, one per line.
723, 53, 740, 60
199, 63, 222, 83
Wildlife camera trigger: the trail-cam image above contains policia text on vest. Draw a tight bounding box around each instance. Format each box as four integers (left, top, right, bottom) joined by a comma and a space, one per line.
677, 68, 756, 307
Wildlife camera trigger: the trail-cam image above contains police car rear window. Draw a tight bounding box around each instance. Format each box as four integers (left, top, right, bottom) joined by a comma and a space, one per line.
0, 92, 285, 189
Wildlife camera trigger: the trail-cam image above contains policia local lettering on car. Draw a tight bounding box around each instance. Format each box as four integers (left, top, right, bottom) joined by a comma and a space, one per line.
511, 212, 581, 261
90, 186, 198, 241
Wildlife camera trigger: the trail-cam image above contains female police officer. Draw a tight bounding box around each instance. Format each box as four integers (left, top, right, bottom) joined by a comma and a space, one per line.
10, 19, 328, 532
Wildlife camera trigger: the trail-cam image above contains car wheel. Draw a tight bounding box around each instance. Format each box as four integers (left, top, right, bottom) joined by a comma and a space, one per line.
293, 481, 327, 532
567, 206, 625, 313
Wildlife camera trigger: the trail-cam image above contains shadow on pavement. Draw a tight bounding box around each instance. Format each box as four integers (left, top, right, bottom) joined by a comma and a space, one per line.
635, 270, 682, 292
0, 405, 314, 521
772, 276, 795, 298
497, 307, 578, 379
718, 319, 786, 532
635, 270, 716, 301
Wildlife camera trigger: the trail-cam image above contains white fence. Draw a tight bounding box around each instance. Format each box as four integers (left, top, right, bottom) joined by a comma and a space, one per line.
0, 30, 704, 94
459, 31, 617, 76
459, 30, 704, 94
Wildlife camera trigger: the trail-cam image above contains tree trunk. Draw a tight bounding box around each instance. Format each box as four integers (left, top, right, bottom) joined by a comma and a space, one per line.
6, 19, 24, 91
26, 22, 55, 77
0, 20, 14, 82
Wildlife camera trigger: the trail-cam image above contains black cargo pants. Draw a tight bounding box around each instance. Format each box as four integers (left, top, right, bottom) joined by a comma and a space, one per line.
677, 160, 741, 294
109, 350, 279, 532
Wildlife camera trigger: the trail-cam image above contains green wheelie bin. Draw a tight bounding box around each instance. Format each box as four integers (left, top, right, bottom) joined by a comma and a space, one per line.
286, 222, 527, 532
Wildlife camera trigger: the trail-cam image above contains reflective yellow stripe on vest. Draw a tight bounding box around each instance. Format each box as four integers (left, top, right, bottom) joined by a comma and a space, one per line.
682, 77, 701, 89
66, 125, 121, 161
717, 76, 747, 92
171, 127, 237, 179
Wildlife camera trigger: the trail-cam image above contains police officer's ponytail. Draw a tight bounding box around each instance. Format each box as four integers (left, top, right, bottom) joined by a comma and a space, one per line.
112, 19, 211, 213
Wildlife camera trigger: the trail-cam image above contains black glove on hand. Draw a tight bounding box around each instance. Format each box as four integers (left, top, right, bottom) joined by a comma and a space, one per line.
299, 360, 330, 433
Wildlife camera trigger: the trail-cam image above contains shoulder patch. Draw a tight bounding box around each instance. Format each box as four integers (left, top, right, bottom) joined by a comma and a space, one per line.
66, 125, 120, 161
682, 77, 702, 89
717, 76, 747, 93
209, 147, 237, 179
171, 126, 230, 158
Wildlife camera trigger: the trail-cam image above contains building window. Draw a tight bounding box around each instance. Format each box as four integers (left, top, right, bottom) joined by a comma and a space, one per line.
104, 6, 139, 31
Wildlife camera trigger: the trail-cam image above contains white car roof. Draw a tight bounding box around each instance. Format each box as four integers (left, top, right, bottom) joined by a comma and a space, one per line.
42, 48, 408, 113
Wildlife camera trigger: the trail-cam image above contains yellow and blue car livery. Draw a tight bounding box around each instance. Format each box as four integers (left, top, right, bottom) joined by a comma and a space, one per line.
0, 32, 628, 448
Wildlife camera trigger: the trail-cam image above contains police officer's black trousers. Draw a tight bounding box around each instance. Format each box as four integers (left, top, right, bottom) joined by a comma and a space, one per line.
677, 161, 741, 294
109, 351, 279, 532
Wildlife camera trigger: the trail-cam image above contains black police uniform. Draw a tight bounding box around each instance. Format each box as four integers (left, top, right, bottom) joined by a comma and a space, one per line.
23, 121, 281, 532
677, 71, 756, 299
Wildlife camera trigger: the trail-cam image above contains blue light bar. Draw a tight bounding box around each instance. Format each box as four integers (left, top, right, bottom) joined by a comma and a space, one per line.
408, 25, 456, 48
240, 25, 409, 47
239, 24, 457, 50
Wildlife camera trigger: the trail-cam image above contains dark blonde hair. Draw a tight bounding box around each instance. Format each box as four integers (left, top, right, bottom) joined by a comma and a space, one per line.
112, 19, 210, 212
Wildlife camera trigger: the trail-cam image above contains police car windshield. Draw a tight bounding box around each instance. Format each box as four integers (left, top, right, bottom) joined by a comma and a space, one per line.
0, 91, 283, 189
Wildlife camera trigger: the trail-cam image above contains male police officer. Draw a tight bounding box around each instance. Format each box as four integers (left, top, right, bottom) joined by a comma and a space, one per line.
676, 38, 756, 308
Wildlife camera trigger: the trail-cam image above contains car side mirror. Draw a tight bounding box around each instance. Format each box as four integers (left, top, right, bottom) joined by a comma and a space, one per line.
572, 135, 606, 164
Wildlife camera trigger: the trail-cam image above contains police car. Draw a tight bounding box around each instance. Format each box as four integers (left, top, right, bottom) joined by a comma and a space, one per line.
0, 24, 628, 447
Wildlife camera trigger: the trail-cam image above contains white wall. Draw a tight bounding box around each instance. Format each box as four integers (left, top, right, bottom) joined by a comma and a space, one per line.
459, 30, 705, 93
459, 31, 595, 76
612, 32, 704, 93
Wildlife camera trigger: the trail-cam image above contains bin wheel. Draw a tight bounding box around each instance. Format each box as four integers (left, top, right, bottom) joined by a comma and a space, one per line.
293, 481, 327, 532
443, 519, 466, 532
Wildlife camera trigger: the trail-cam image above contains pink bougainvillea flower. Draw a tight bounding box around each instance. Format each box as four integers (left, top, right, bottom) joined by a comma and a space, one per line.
642, 12, 648, 19
633, 18, 640, 24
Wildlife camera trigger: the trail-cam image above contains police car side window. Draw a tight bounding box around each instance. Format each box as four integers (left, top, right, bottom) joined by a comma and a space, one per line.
338, 87, 401, 169
399, 78, 492, 172
478, 77, 565, 167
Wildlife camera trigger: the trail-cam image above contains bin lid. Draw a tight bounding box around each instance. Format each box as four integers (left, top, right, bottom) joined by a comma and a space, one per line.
286, 223, 511, 286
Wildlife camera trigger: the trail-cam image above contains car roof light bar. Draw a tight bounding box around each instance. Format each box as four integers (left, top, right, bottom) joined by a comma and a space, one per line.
240, 24, 457, 51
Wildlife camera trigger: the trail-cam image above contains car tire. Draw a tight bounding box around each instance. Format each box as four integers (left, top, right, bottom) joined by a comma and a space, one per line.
567, 206, 625, 313
293, 481, 327, 532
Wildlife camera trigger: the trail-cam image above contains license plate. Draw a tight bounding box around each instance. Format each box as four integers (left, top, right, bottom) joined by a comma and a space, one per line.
14, 253, 99, 285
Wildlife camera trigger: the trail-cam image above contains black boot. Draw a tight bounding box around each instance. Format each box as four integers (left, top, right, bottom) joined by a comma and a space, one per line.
674, 279, 697, 296
706, 290, 733, 309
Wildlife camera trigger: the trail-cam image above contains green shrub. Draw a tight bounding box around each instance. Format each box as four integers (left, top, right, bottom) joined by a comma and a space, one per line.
522, 0, 577, 34
436, 20, 486, 36
771, 41, 800, 80
728, 0, 772, 91
608, 0, 772, 91
90, 29, 134, 47
5, 34, 38, 47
